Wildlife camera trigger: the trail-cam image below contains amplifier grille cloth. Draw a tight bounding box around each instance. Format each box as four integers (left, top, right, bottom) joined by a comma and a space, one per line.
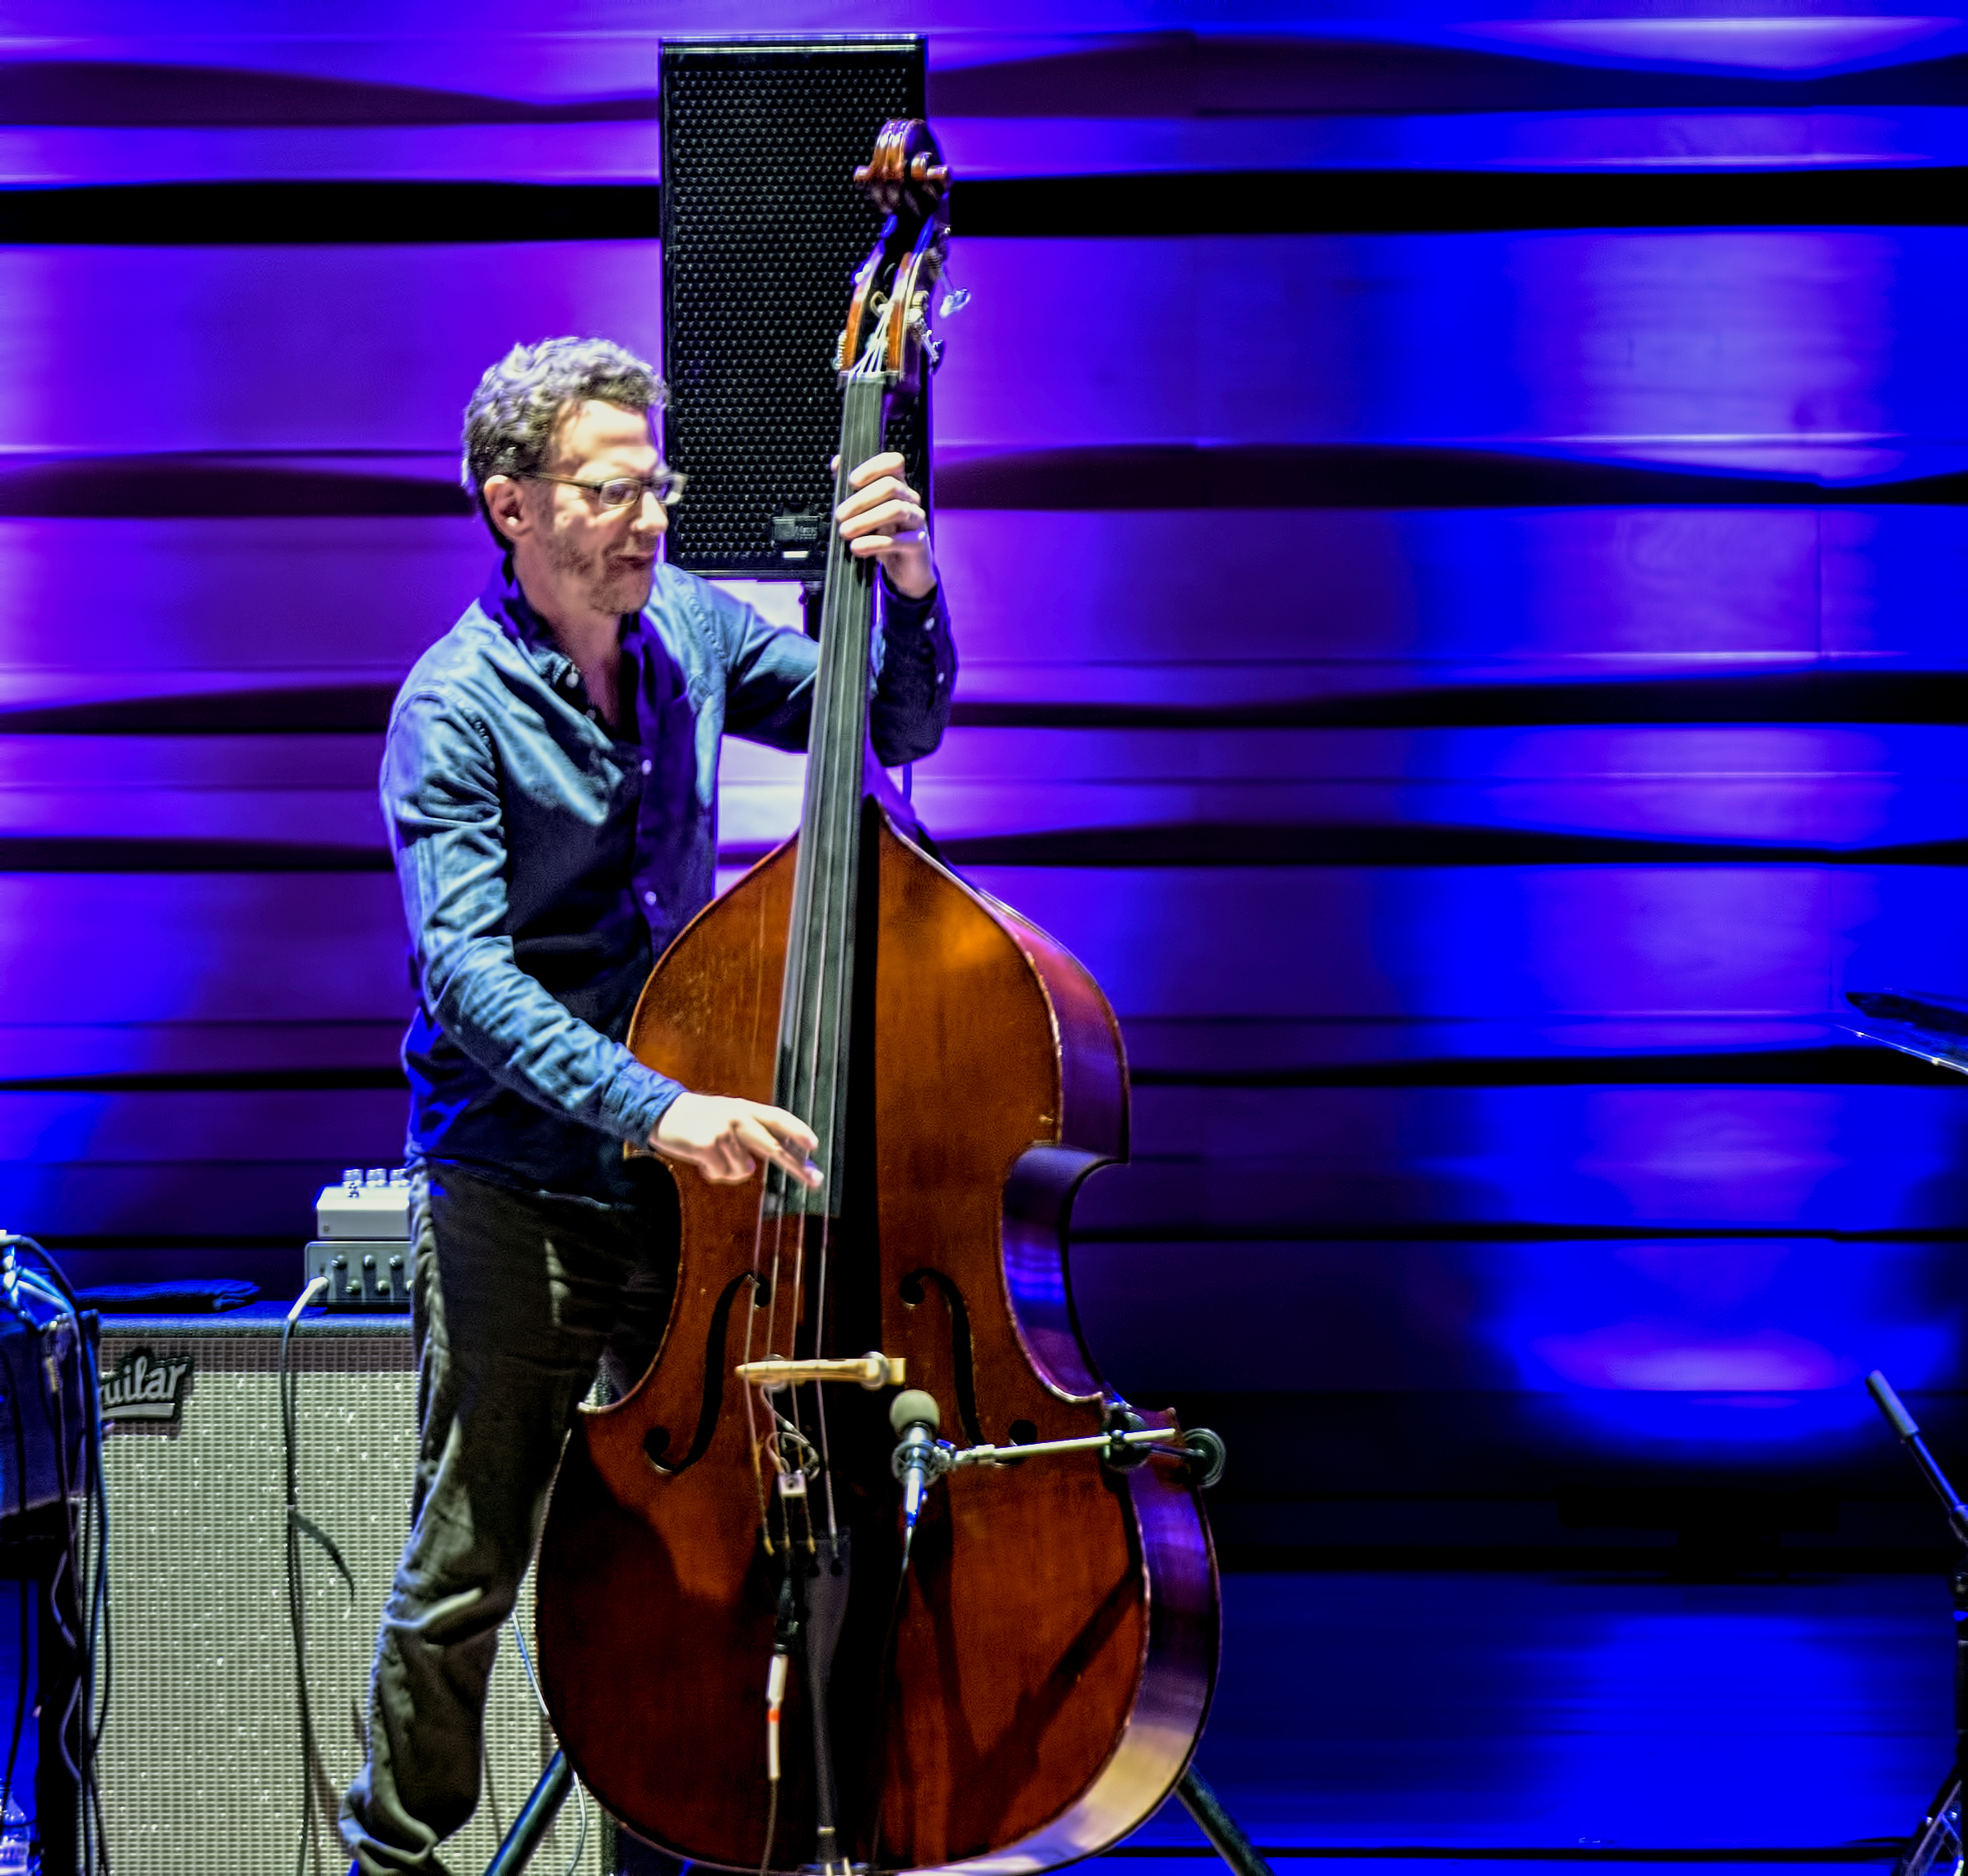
98, 1327, 605, 1876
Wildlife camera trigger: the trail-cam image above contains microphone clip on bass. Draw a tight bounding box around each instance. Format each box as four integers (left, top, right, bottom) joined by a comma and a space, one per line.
890, 1388, 953, 1553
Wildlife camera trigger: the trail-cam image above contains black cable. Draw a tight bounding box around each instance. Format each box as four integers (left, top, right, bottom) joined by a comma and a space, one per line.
0, 1343, 30, 1852
80, 1308, 109, 1876
278, 1276, 347, 1876
2, 1242, 77, 1312
82, 1310, 109, 1875
26, 1278, 107, 1874
2, 1238, 108, 1873
0, 1236, 106, 1866
758, 1778, 779, 1876
281, 1292, 318, 1876
28, 1268, 112, 1876
863, 1563, 913, 1876
35, 1320, 83, 1872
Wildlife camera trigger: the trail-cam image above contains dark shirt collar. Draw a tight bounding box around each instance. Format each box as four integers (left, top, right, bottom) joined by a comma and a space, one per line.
480, 558, 673, 746
480, 557, 647, 662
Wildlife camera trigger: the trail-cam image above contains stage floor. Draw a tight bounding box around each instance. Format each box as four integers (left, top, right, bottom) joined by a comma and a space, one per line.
2, 1565, 1942, 1871
1108, 1570, 1949, 1870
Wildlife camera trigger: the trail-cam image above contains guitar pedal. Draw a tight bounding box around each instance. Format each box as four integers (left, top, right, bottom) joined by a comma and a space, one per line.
304, 1167, 412, 1311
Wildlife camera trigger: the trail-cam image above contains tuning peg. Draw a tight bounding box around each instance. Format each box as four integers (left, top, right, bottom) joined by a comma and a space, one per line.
906, 302, 946, 373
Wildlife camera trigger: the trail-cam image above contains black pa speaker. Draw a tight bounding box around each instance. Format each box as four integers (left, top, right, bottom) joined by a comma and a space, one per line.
658, 37, 930, 580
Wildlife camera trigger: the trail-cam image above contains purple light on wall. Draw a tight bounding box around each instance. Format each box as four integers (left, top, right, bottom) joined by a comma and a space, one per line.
1491, 1238, 1963, 1451
1457, 16, 1966, 73
932, 230, 1968, 470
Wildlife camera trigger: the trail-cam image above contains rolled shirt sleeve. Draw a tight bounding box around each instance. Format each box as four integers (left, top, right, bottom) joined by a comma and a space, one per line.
870, 577, 956, 767
719, 574, 956, 765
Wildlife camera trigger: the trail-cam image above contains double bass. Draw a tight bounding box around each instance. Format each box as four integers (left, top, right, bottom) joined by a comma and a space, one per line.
535, 121, 1221, 1874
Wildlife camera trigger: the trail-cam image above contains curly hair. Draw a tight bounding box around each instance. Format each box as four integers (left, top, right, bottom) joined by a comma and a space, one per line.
460, 337, 667, 546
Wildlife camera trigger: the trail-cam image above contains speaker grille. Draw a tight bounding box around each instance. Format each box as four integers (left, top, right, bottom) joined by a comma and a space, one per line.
660, 39, 928, 578
98, 1324, 603, 1876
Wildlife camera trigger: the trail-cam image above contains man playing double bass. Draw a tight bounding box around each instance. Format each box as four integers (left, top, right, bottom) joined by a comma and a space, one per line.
341, 335, 956, 1876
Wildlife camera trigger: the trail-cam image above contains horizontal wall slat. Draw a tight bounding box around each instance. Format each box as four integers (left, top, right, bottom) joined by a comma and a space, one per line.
942, 509, 1832, 663
0, 1022, 406, 1081
0, 793, 382, 846
8, 865, 1956, 1025
0, 123, 663, 188
970, 864, 1868, 1019
1119, 1017, 1891, 1078
1178, 1389, 1950, 1502
0, 733, 381, 784
0, 1162, 383, 1242
8, 235, 1966, 463
0, 1017, 1924, 1087
936, 109, 1968, 182
7, 23, 1967, 110
0, 873, 409, 1022
36, 664, 1968, 729
924, 31, 1968, 115
1070, 1238, 1965, 1395
26, 111, 1968, 192
0, 1088, 401, 1160
0, 179, 661, 243
15, 30, 1968, 123
0, 244, 660, 454
1077, 1081, 1968, 1232
4, 1079, 1960, 1169
27, 167, 1968, 243
16, 447, 1968, 514
931, 232, 1968, 460
7, 1080, 1966, 1236
7, 776, 1958, 855
5, 511, 1964, 677
27, 722, 1968, 789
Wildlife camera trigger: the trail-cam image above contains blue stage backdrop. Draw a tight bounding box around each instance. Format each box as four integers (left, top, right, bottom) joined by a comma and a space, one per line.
5, 0, 1968, 1557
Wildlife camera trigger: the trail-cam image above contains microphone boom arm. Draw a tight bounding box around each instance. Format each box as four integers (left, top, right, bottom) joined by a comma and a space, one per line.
1867, 1369, 1968, 1549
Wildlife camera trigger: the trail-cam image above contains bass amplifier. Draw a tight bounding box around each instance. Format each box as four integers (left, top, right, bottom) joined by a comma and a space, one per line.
97, 1315, 607, 1876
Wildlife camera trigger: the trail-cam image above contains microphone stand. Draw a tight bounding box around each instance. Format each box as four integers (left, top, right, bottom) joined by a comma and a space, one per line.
482, 1410, 1273, 1876
478, 1753, 1277, 1876
1177, 1765, 1274, 1876
1865, 1371, 1968, 1876
482, 1751, 573, 1876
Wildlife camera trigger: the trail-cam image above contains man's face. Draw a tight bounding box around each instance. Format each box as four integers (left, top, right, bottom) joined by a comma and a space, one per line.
520, 398, 668, 620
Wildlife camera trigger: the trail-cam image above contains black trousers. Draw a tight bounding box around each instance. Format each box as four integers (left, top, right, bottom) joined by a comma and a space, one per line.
340, 1163, 677, 1876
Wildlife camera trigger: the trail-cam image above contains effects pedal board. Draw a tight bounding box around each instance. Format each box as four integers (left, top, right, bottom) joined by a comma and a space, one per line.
304, 1167, 412, 1311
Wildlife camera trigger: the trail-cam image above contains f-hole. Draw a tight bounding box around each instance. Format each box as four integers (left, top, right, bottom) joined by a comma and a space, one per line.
898, 1267, 983, 1446
645, 1269, 762, 1478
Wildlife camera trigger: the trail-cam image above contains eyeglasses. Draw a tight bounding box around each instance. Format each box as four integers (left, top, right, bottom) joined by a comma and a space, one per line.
523, 469, 687, 511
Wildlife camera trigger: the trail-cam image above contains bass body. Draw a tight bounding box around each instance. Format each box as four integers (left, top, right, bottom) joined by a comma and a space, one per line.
537, 816, 1217, 1870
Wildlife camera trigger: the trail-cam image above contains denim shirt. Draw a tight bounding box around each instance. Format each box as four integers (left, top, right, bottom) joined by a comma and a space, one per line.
382, 557, 956, 1202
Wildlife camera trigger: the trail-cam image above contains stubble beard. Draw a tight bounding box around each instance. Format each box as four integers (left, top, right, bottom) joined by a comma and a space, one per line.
547, 528, 656, 619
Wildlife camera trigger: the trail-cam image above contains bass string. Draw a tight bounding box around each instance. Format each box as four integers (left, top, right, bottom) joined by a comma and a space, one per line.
763, 566, 834, 1448
807, 365, 885, 1539
779, 391, 858, 1506
801, 364, 884, 1541
747, 454, 835, 1525
801, 364, 882, 1201
756, 371, 861, 1487
740, 1182, 773, 1534
748, 354, 885, 1534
